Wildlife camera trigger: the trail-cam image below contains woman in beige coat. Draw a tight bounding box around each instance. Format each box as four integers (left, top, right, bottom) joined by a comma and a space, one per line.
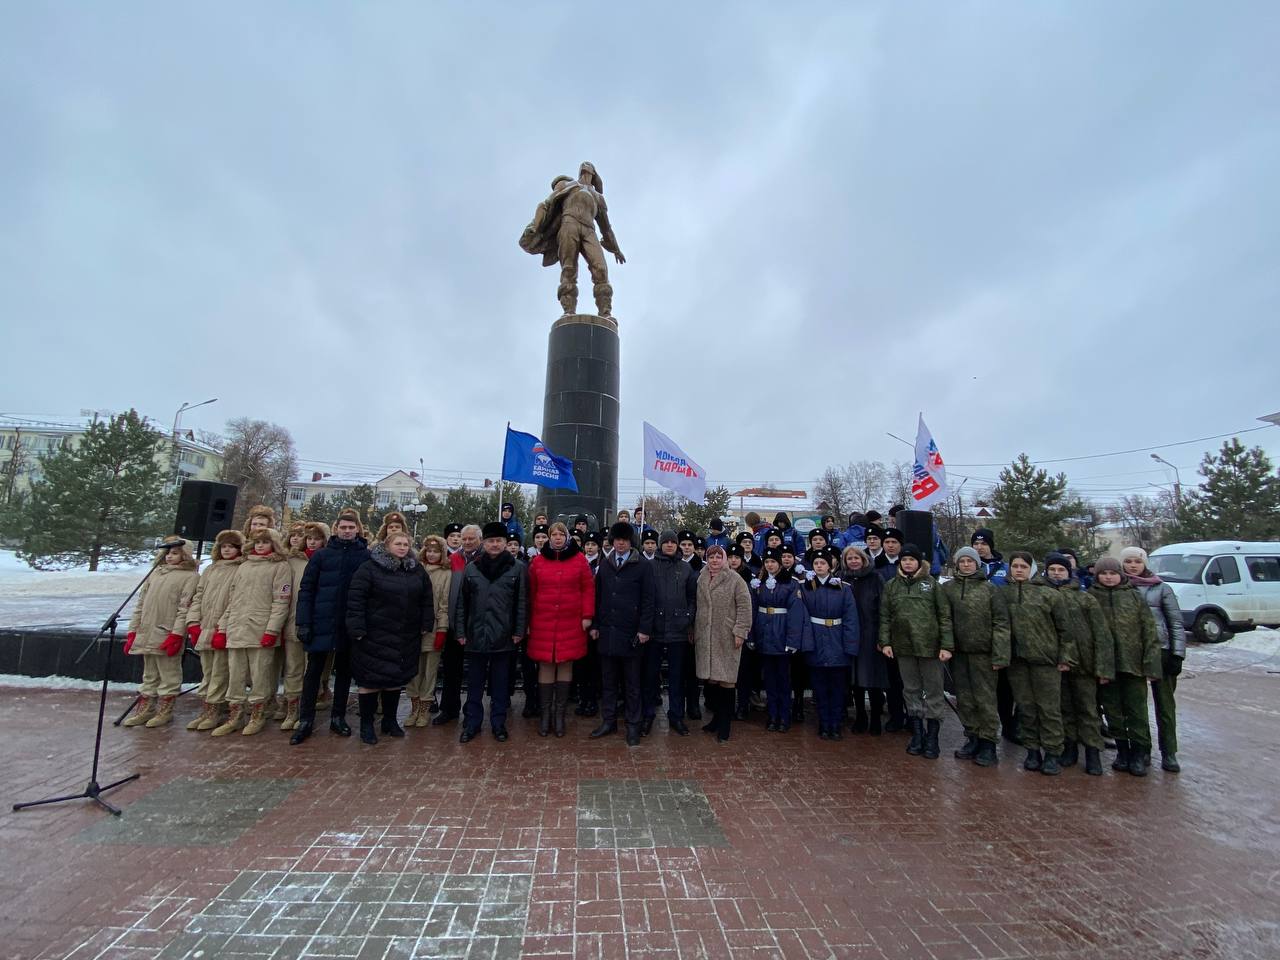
184, 529, 244, 731
277, 522, 328, 730
693, 545, 753, 742
123, 538, 199, 729
406, 535, 451, 726
211, 528, 292, 737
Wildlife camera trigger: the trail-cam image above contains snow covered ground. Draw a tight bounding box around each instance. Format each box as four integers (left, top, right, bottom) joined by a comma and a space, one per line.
0, 548, 154, 629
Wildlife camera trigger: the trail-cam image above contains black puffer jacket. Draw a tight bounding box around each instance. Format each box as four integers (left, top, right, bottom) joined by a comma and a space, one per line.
451, 549, 528, 654
297, 534, 372, 653
346, 543, 433, 689
650, 552, 697, 643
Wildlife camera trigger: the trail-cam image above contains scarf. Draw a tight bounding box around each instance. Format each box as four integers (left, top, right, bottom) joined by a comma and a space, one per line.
1127, 571, 1162, 587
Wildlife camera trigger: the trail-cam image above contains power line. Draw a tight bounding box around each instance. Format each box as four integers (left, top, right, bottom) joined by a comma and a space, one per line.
947, 425, 1270, 468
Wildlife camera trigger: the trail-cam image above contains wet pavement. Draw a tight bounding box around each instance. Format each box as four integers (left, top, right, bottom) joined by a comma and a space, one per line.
2, 640, 1278, 960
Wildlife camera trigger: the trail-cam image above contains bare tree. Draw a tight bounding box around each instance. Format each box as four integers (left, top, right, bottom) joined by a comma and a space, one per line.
220, 418, 298, 525
1107, 493, 1175, 554
886, 461, 914, 510
843, 460, 888, 514
813, 467, 850, 519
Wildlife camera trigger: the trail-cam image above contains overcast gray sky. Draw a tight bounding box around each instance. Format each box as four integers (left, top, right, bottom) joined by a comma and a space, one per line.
3, 3, 1277, 507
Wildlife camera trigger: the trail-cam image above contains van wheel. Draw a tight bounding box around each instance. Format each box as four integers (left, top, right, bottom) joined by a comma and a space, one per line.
1193, 611, 1231, 644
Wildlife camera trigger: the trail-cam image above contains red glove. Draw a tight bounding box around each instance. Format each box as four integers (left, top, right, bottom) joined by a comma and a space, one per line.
186, 624, 201, 645
434, 630, 446, 651
260, 632, 277, 648
123, 631, 136, 654
161, 633, 183, 657
212, 631, 227, 650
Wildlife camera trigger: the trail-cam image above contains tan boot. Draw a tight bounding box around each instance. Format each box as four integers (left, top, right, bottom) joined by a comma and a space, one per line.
241, 702, 268, 736
407, 697, 421, 726
186, 701, 212, 731
211, 703, 244, 737
197, 703, 225, 731
145, 695, 177, 728
122, 696, 156, 727
280, 698, 300, 731
268, 696, 287, 721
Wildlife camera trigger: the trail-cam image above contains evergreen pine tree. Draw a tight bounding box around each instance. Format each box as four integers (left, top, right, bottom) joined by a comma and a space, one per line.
17, 410, 171, 570
1176, 439, 1280, 540
989, 454, 1078, 560
675, 485, 732, 536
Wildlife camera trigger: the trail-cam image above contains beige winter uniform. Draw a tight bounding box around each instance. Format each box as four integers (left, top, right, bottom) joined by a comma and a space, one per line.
279, 549, 311, 699
127, 561, 198, 697
406, 558, 451, 701
217, 542, 292, 705
693, 567, 753, 685
187, 550, 241, 704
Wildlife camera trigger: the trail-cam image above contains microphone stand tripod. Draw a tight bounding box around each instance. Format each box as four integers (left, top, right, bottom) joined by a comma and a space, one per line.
11, 558, 161, 816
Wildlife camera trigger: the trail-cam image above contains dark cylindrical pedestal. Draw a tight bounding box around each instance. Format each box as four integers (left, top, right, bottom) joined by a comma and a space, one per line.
540, 314, 619, 531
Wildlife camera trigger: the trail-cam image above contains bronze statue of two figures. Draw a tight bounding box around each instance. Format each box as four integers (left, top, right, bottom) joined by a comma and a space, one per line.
519, 161, 625, 319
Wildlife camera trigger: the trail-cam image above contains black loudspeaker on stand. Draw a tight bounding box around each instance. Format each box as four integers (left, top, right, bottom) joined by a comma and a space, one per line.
11, 559, 163, 816
899, 509, 935, 557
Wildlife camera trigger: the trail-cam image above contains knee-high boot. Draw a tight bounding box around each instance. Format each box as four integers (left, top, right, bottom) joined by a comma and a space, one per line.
702, 685, 720, 734
358, 692, 378, 745
717, 686, 733, 743
868, 689, 885, 735
538, 682, 554, 737
553, 680, 571, 738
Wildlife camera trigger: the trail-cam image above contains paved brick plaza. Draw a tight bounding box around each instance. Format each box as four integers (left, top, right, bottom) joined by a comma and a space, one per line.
2, 640, 1278, 960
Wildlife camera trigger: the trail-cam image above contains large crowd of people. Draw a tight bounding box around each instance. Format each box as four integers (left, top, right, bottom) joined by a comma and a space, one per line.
121, 500, 1186, 776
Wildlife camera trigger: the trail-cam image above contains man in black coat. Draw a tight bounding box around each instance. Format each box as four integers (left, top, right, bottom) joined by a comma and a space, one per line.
590, 522, 656, 746
641, 531, 697, 736
452, 521, 528, 742
292, 508, 372, 744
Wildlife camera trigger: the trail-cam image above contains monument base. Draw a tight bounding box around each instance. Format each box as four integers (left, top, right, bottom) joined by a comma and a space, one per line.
540, 313, 619, 531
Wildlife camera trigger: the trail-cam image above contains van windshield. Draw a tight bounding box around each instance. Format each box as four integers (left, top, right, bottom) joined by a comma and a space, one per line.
1149, 554, 1209, 584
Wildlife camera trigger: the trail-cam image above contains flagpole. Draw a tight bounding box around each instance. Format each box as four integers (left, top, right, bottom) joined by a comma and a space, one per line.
498, 421, 510, 522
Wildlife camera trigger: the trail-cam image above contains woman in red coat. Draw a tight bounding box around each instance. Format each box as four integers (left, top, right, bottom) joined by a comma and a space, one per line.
527, 521, 596, 738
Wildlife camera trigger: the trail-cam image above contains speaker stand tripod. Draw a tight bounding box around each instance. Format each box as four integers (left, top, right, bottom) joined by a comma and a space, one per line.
12, 562, 159, 816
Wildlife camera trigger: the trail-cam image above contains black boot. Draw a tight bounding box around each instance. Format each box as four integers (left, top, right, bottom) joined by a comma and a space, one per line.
522, 685, 540, 719
973, 738, 998, 767
792, 693, 805, 723
1059, 738, 1078, 768
625, 723, 641, 747
851, 688, 869, 733
923, 719, 940, 759
1023, 748, 1042, 772
581, 699, 599, 718
1084, 746, 1103, 776
380, 690, 404, 737
553, 681, 571, 738
538, 683, 554, 737
868, 690, 884, 736
954, 733, 977, 760
702, 687, 721, 734
1040, 752, 1061, 776
640, 717, 654, 736
1161, 752, 1181, 773
1112, 739, 1131, 771
1129, 746, 1150, 777
330, 714, 352, 737
718, 693, 733, 743
358, 693, 378, 745
289, 719, 313, 746
906, 717, 924, 755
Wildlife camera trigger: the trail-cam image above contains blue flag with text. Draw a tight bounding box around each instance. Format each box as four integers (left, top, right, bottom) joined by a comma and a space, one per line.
503, 428, 578, 491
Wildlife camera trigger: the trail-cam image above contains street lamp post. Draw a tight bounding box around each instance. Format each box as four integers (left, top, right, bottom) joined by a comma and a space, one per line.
1150, 453, 1182, 502
403, 502, 428, 542
170, 398, 218, 489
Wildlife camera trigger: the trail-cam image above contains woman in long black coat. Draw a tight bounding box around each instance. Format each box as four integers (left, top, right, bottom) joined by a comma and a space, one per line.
346, 533, 434, 744
843, 545, 888, 735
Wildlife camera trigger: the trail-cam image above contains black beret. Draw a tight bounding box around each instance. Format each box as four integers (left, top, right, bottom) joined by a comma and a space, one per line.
808, 528, 827, 542
735, 532, 753, 545
695, 537, 705, 549
728, 544, 744, 559
585, 531, 602, 544
864, 524, 886, 539
641, 529, 658, 543
763, 547, 783, 563
574, 515, 589, 525
443, 523, 463, 536
881, 527, 904, 544
780, 543, 796, 557
507, 531, 522, 543
532, 523, 549, 536
677, 530, 695, 543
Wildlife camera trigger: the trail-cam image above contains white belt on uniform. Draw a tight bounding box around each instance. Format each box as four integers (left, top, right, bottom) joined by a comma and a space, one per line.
809, 617, 842, 626
762, 607, 788, 615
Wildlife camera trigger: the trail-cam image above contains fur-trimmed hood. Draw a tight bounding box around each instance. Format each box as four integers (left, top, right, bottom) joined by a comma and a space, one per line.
244, 527, 288, 562
538, 539, 583, 562
333, 508, 365, 537
155, 538, 198, 571
370, 539, 419, 572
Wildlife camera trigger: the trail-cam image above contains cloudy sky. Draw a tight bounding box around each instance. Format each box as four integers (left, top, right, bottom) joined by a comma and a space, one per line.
3, 3, 1277, 508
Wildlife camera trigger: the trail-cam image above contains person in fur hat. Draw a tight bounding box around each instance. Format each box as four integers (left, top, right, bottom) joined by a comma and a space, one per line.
123, 538, 200, 729
277, 522, 328, 730
406, 535, 451, 726
375, 511, 409, 543
264, 521, 308, 721
211, 528, 292, 737
242, 504, 276, 537
184, 530, 244, 731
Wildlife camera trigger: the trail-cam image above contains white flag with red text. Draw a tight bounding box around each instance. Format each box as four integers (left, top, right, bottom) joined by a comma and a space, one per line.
911, 415, 948, 509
